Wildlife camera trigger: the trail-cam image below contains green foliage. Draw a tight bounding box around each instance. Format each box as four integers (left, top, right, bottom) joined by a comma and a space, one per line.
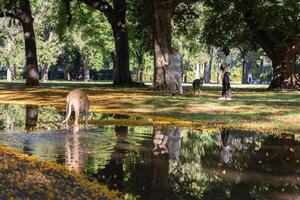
55, 1, 115, 71
201, 0, 300, 51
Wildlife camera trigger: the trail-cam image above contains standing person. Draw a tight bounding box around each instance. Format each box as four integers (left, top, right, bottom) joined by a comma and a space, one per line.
166, 47, 184, 95
219, 47, 232, 100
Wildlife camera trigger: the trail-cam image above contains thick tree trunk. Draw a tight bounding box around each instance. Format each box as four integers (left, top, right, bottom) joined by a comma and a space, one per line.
244, 10, 300, 89
6, 63, 14, 82
25, 105, 39, 132
195, 64, 200, 79
269, 45, 300, 89
74, 50, 82, 80
204, 62, 211, 83
22, 0, 39, 86
83, 57, 90, 82
183, 62, 188, 83
136, 50, 144, 82
204, 48, 213, 83
241, 52, 246, 84
41, 64, 49, 82
111, 0, 132, 85
79, 0, 132, 85
112, 27, 132, 85
259, 58, 264, 84
245, 61, 252, 84
242, 58, 252, 84
217, 62, 222, 84
148, 0, 174, 87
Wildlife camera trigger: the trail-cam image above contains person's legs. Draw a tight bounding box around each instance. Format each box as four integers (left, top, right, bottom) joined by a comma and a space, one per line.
225, 73, 231, 98
165, 70, 175, 95
221, 75, 226, 98
176, 74, 183, 95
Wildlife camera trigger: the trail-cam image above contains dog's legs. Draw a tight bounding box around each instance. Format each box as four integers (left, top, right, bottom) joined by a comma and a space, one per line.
85, 102, 89, 130
65, 103, 70, 130
74, 107, 80, 133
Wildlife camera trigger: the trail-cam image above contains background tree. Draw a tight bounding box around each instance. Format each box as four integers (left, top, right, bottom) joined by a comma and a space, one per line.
34, 1, 62, 82
56, 1, 115, 81
62, 0, 132, 85
0, 0, 40, 86
0, 18, 24, 81
130, 0, 203, 85
201, 0, 300, 89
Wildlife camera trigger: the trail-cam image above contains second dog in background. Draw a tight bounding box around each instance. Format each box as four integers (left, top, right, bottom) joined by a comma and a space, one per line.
192, 78, 204, 97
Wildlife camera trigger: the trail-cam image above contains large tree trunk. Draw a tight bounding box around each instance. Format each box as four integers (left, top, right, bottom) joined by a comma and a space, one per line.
83, 55, 90, 82
259, 58, 264, 84
74, 49, 82, 80
269, 45, 300, 89
112, 26, 132, 85
195, 64, 200, 79
42, 64, 49, 82
112, 0, 131, 85
147, 0, 175, 87
217, 62, 222, 84
136, 50, 144, 83
25, 105, 39, 132
241, 52, 246, 84
6, 63, 14, 82
204, 48, 213, 83
78, 0, 132, 85
242, 58, 252, 84
244, 10, 300, 89
22, 0, 39, 86
204, 62, 211, 83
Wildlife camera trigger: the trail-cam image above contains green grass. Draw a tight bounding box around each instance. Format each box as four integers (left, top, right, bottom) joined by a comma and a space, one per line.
0, 80, 299, 134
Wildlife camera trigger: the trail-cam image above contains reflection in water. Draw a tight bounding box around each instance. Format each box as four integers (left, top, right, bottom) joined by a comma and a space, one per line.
153, 127, 181, 160
65, 132, 81, 172
220, 128, 231, 164
0, 121, 300, 199
148, 127, 179, 200
25, 105, 39, 132
94, 125, 128, 191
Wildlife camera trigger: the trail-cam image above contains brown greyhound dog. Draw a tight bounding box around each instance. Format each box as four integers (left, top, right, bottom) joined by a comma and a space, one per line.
62, 89, 90, 132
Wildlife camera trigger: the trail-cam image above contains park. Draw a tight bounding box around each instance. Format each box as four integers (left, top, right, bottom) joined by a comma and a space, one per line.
0, 0, 300, 200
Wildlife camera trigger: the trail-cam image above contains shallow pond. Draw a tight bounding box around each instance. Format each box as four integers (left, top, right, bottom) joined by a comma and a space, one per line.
0, 104, 300, 200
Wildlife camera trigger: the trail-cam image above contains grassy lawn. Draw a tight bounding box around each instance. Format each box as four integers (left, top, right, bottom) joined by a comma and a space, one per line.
0, 80, 299, 134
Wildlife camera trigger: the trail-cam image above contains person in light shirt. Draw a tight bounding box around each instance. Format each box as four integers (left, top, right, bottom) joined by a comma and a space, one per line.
162, 47, 183, 96
218, 47, 232, 100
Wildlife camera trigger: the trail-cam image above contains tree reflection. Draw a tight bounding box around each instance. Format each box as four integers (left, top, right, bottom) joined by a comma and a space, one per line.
169, 129, 300, 200
94, 125, 129, 191
25, 105, 39, 132
147, 126, 179, 200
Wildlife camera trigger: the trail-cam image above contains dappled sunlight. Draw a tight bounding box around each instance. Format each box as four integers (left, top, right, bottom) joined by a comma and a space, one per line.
0, 84, 299, 134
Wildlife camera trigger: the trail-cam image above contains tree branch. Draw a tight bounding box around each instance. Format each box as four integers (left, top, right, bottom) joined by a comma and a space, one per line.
0, 11, 22, 22
63, 0, 74, 25
79, 0, 115, 24
243, 9, 275, 57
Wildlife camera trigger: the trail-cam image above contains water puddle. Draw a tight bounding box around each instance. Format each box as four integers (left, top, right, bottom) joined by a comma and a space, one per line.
0, 104, 300, 200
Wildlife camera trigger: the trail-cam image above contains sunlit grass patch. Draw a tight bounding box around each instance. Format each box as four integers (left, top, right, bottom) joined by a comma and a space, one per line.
0, 81, 299, 134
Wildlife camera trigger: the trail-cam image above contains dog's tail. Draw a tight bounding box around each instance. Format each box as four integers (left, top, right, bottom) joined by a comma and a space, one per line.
62, 97, 72, 123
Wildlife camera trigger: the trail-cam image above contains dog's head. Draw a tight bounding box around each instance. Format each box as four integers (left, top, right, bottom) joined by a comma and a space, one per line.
193, 77, 204, 85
